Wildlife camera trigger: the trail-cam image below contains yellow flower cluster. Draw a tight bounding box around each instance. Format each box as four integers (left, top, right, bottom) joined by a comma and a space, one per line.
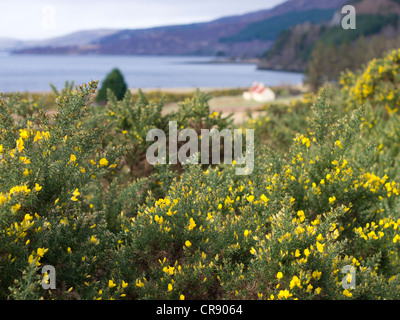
354, 217, 400, 244
341, 48, 400, 114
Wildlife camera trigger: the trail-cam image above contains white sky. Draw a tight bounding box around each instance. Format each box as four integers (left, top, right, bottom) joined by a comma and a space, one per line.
0, 0, 286, 40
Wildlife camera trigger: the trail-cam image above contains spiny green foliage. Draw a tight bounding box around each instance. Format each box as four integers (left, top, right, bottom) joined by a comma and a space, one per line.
2, 50, 400, 300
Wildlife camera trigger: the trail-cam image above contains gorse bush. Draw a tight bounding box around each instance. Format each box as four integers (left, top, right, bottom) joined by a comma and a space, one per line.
246, 98, 311, 152
340, 49, 400, 111
0, 81, 128, 299
88, 89, 233, 181
339, 48, 400, 181
1, 50, 400, 300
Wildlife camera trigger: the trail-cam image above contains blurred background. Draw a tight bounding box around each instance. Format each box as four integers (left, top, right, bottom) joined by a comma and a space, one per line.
0, 0, 399, 97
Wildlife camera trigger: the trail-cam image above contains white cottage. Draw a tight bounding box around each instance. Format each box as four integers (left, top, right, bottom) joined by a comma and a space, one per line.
243, 82, 276, 102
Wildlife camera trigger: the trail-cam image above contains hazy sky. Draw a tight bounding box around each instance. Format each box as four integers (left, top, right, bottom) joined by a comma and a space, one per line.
0, 0, 286, 40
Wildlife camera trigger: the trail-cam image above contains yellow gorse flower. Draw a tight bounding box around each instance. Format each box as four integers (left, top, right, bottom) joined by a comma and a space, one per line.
188, 218, 196, 231
136, 279, 144, 288
99, 158, 109, 167
19, 129, 29, 140
316, 241, 325, 253
37, 247, 48, 258
343, 289, 352, 298
277, 289, 293, 299
71, 188, 80, 201
90, 235, 99, 245
289, 275, 302, 289
108, 280, 116, 288
16, 137, 24, 152
246, 195, 254, 202
34, 131, 43, 142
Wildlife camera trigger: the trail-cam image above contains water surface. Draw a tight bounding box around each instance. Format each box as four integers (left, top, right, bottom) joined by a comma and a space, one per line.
0, 54, 304, 93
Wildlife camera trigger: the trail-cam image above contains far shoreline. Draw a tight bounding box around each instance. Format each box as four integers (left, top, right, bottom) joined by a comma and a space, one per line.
2, 83, 307, 96
1, 87, 249, 95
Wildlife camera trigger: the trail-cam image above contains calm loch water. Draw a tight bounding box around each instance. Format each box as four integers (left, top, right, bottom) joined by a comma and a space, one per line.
0, 54, 304, 93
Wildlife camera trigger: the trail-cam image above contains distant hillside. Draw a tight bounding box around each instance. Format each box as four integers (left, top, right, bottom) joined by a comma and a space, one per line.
1, 30, 119, 53
258, 0, 400, 78
0, 37, 25, 51
27, 29, 119, 48
13, 0, 347, 57
220, 8, 336, 43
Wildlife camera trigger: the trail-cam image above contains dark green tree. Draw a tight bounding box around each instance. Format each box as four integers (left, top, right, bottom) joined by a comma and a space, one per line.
96, 68, 128, 103
305, 41, 327, 92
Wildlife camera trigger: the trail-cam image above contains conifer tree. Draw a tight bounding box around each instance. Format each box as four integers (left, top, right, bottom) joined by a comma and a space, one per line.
305, 41, 326, 91
96, 68, 128, 103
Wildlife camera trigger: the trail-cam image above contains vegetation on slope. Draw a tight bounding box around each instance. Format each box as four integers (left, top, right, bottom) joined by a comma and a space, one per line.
220, 9, 335, 43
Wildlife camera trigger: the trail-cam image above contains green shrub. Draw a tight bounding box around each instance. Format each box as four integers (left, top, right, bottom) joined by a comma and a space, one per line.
96, 68, 128, 103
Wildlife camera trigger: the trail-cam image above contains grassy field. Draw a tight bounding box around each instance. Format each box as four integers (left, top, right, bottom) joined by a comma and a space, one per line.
157, 88, 304, 124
